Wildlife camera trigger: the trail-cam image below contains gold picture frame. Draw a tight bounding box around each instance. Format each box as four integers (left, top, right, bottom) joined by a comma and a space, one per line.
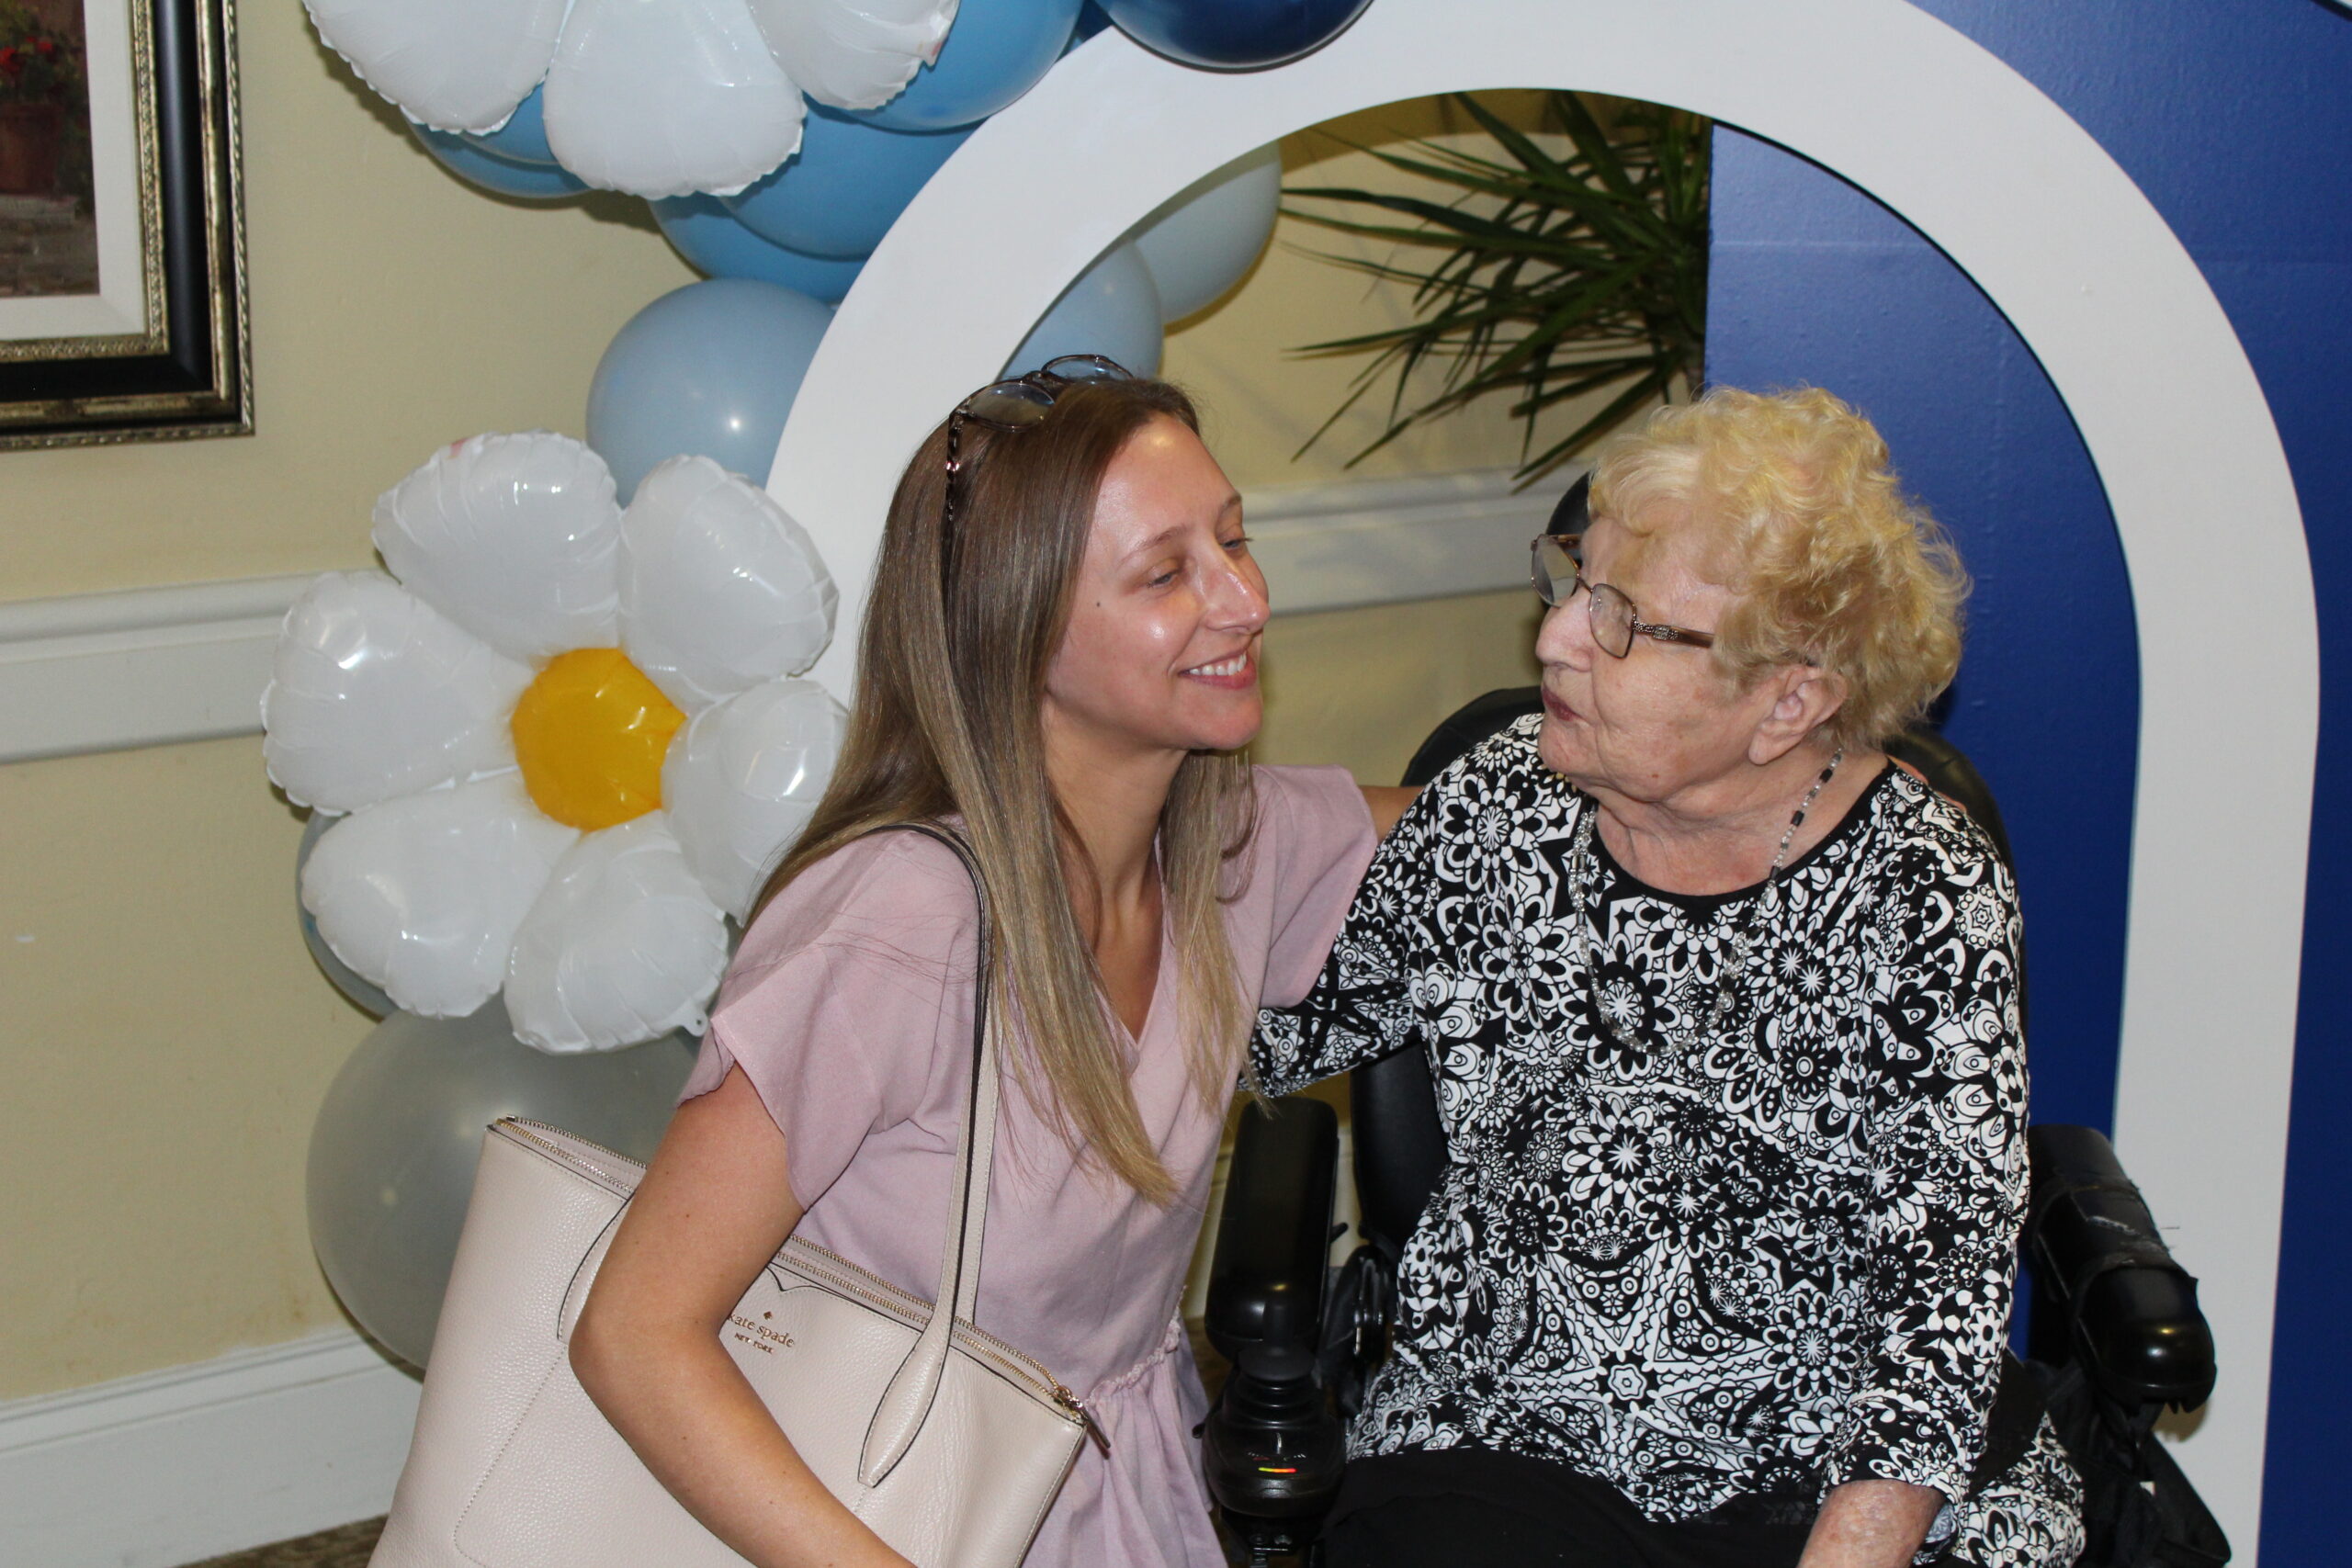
0, 0, 248, 448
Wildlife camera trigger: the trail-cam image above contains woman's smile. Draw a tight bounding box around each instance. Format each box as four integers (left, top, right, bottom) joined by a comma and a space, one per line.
1181, 648, 1259, 689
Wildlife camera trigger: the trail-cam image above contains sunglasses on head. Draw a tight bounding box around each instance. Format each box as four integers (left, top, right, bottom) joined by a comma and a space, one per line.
942, 355, 1135, 543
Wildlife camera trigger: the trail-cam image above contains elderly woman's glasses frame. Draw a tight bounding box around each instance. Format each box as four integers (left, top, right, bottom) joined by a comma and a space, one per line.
942, 354, 1134, 543
1530, 534, 1717, 659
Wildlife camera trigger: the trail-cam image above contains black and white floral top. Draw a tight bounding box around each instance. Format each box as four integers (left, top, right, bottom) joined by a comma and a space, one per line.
1254, 717, 2082, 1566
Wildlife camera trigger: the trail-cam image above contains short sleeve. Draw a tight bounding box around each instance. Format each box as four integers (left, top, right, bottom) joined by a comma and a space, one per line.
678, 834, 978, 1212
1249, 764, 1379, 1009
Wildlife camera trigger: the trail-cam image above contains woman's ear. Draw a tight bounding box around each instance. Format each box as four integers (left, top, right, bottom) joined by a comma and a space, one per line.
1748, 666, 1848, 765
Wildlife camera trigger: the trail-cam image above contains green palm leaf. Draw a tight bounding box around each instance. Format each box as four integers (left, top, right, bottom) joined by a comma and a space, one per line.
1289, 93, 1710, 485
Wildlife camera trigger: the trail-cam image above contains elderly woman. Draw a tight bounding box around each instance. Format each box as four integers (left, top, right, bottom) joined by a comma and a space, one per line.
1255, 389, 2083, 1568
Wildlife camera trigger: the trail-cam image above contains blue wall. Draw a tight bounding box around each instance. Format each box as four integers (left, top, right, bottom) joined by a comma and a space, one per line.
1701, 3, 2352, 1558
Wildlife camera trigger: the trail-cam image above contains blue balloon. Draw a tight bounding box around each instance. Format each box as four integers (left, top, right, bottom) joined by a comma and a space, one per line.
1100, 0, 1374, 70
411, 122, 585, 201
857, 0, 1083, 132
1131, 143, 1281, 321
458, 85, 556, 167
587, 279, 834, 502
1005, 242, 1164, 378
650, 196, 867, 305
724, 107, 971, 259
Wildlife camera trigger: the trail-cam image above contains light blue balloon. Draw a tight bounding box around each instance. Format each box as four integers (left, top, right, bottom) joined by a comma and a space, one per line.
723, 106, 971, 260
411, 122, 585, 201
650, 196, 867, 305
308, 1000, 695, 1368
587, 278, 834, 502
1004, 242, 1164, 378
1131, 142, 1282, 321
297, 811, 395, 1020
858, 0, 1084, 132
458, 84, 557, 166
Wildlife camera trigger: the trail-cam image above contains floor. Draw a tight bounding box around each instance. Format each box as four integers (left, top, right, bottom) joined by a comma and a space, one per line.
183, 1518, 382, 1568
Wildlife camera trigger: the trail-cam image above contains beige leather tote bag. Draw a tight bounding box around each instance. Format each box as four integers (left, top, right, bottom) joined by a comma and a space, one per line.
369, 826, 1087, 1568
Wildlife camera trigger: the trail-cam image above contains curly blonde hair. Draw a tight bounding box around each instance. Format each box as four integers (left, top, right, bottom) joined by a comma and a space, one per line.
1588, 386, 1967, 750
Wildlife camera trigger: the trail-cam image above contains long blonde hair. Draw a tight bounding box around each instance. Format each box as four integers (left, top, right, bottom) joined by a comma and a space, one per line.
757, 378, 1257, 1205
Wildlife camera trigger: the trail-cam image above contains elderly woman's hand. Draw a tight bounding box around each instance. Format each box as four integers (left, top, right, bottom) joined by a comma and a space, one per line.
1800, 1479, 1946, 1568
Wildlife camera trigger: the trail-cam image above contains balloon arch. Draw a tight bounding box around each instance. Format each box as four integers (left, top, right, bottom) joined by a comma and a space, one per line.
771, 0, 2314, 1550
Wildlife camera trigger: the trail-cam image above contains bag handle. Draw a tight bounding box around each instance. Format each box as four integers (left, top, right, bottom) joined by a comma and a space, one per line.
855, 822, 1001, 1487
545, 822, 1006, 1486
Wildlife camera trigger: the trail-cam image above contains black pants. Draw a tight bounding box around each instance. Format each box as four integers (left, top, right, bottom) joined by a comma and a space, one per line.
1320, 1449, 1814, 1568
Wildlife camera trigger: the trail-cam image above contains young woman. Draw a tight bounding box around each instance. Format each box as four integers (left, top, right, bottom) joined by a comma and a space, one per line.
571, 363, 1408, 1568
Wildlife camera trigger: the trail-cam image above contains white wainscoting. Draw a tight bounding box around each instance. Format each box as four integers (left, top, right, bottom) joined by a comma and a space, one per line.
0, 574, 321, 766
0, 468, 1555, 767
0, 1331, 422, 1568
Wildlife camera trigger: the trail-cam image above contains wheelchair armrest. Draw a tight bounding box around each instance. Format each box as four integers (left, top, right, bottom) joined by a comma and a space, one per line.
2028, 1124, 2216, 1412
1202, 1096, 1345, 1525
1206, 1095, 1339, 1381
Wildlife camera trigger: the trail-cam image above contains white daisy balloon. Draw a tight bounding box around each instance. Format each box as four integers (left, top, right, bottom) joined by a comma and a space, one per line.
745, 0, 960, 112
307, 0, 957, 196
266, 434, 847, 1054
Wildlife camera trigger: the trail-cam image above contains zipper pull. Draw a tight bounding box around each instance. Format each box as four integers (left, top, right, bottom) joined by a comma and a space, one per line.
1055, 1382, 1113, 1456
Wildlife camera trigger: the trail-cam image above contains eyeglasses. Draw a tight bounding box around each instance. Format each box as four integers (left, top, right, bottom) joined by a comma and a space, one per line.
942, 354, 1134, 543
1529, 533, 1717, 658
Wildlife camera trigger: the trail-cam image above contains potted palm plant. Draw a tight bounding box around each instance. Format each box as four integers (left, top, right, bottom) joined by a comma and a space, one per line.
0, 2, 81, 197
1288, 92, 1709, 484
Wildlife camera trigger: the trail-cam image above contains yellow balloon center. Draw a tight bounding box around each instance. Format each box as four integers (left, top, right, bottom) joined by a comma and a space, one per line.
510, 648, 686, 831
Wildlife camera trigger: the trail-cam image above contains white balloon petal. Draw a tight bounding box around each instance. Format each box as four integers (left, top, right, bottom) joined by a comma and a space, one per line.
746, 0, 958, 112
505, 815, 732, 1053
305, 0, 567, 132
301, 774, 578, 1020
618, 455, 839, 709
263, 572, 533, 814
544, 0, 807, 198
663, 680, 848, 919
372, 432, 624, 663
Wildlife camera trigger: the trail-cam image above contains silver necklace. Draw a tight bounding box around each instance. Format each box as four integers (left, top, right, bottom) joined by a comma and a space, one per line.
1569, 749, 1844, 1052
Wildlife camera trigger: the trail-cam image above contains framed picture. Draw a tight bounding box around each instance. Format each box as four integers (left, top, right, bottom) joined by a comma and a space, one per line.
0, 0, 247, 449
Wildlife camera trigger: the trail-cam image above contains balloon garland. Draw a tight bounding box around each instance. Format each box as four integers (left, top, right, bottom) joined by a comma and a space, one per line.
316, 0, 1335, 386
293, 0, 1369, 1362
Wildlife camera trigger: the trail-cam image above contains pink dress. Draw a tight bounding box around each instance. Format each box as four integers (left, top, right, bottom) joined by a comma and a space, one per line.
679, 765, 1376, 1568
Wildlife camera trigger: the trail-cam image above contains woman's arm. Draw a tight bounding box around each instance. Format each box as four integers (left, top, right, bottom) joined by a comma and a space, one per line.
1800, 1479, 1945, 1568
1815, 828, 2031, 1566
571, 1066, 912, 1568
1360, 784, 1420, 837
1254, 784, 1439, 1094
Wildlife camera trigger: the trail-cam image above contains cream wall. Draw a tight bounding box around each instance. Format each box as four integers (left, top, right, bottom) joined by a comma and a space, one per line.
0, 28, 1560, 1400
1256, 588, 1540, 781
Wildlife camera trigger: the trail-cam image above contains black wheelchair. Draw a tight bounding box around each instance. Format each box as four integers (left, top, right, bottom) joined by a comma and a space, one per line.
1203, 688, 2227, 1567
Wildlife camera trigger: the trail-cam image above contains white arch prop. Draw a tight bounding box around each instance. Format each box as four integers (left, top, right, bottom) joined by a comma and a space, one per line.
769, 1, 2313, 1554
